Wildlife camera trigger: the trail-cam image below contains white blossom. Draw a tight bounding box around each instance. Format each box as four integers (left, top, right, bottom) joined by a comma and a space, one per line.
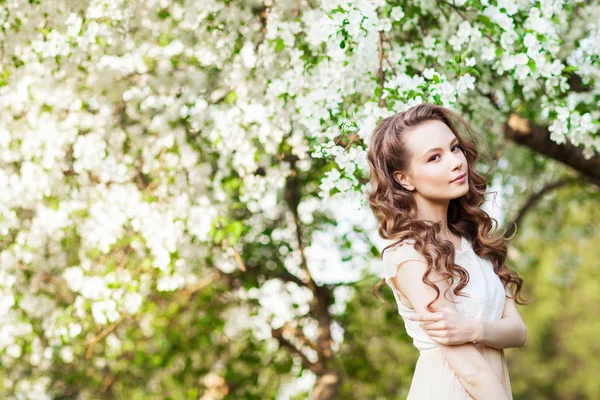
391, 7, 405, 21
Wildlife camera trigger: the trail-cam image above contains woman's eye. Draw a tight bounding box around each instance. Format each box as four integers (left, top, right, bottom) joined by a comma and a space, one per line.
428, 144, 462, 162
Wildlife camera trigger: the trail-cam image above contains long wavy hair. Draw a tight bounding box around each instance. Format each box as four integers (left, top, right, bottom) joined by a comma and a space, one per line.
369, 103, 528, 311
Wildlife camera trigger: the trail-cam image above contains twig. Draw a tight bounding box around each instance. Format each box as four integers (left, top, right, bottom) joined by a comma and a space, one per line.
272, 325, 320, 374
384, 56, 397, 76
437, 0, 501, 47
232, 247, 246, 271
180, 271, 221, 300
378, 31, 386, 107
85, 315, 126, 359
503, 177, 580, 238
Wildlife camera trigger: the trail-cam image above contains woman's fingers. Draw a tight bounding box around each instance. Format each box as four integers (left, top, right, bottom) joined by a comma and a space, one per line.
420, 321, 446, 330
424, 329, 447, 338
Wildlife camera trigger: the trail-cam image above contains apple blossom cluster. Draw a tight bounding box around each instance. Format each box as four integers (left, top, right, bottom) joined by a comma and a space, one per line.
0, 0, 260, 396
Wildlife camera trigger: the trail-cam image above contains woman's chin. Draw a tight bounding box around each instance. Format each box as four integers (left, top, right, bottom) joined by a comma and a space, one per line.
450, 187, 469, 199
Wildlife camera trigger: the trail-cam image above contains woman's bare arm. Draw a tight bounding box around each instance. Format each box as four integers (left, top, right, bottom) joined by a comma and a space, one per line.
390, 251, 511, 400
471, 285, 527, 349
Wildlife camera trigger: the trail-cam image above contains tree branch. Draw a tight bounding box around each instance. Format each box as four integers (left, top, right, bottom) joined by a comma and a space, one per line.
85, 315, 127, 359
378, 31, 386, 108
504, 113, 600, 186
503, 176, 581, 238
271, 325, 321, 374
284, 162, 337, 366
437, 0, 500, 47
568, 73, 592, 93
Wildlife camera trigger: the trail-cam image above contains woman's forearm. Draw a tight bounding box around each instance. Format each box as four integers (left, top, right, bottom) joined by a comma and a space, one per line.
460, 367, 511, 400
441, 344, 511, 400
473, 316, 527, 349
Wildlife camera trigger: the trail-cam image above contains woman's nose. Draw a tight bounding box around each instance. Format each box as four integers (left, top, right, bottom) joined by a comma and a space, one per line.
450, 153, 463, 169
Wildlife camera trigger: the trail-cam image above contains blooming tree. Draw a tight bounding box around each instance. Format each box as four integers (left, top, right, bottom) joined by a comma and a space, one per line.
0, 0, 598, 398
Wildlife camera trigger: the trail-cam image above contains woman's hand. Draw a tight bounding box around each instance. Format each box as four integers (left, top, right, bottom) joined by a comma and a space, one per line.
406, 306, 480, 346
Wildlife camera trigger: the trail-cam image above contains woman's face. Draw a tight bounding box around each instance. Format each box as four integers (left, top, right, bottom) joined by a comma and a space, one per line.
394, 120, 469, 201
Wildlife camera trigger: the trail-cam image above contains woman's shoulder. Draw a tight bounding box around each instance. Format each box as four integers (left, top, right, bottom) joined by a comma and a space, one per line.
382, 238, 427, 278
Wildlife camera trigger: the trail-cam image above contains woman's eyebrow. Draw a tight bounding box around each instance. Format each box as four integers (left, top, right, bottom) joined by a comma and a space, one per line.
423, 137, 459, 157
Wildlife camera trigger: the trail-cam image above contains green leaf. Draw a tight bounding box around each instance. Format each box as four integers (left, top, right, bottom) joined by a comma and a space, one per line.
464, 67, 481, 77
224, 91, 237, 105
563, 65, 579, 74
476, 15, 492, 28
0, 69, 10, 88
13, 57, 24, 68
213, 228, 225, 244
228, 221, 244, 243
275, 38, 285, 52
36, 27, 51, 36
157, 9, 170, 19
433, 74, 440, 83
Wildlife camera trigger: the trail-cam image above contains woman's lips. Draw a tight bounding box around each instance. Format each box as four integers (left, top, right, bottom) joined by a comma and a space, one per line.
451, 173, 466, 183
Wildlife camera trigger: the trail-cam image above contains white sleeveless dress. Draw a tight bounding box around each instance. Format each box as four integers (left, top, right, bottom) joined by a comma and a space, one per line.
382, 235, 513, 399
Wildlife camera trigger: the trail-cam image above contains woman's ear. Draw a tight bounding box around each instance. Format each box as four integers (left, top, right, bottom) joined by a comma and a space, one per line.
393, 171, 414, 191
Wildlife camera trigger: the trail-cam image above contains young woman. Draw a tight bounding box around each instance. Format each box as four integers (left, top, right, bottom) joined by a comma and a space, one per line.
369, 103, 528, 400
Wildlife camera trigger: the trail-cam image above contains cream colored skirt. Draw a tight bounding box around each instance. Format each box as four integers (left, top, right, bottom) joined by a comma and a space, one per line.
407, 344, 513, 399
